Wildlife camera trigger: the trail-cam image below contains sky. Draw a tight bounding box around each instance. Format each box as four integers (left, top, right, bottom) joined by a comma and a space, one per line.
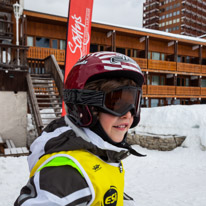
23, 0, 146, 28
1, 104, 206, 205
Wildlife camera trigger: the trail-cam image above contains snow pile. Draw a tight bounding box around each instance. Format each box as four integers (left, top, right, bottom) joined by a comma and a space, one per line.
133, 105, 206, 149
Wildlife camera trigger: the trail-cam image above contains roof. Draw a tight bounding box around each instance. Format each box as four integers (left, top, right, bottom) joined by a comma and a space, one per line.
92, 20, 206, 45
23, 10, 206, 45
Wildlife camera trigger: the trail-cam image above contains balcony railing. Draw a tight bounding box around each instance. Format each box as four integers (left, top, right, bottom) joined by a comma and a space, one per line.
0, 19, 13, 40
142, 85, 206, 97
148, 59, 176, 71
201, 65, 206, 74
133, 57, 147, 69
27, 47, 65, 63
0, 43, 28, 70
176, 86, 201, 96
147, 85, 176, 95
177, 62, 201, 73
0, 0, 17, 11
201, 88, 206, 95
26, 48, 206, 75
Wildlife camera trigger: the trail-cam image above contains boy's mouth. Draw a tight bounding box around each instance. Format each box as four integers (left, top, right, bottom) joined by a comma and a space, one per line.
113, 124, 128, 129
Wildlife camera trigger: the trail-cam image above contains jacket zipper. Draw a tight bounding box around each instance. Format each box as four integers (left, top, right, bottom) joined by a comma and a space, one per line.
119, 162, 123, 173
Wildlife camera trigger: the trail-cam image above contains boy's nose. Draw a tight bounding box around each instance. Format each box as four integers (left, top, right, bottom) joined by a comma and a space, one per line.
121, 111, 132, 119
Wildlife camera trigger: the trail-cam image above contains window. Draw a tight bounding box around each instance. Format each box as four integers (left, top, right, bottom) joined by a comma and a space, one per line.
177, 10, 180, 15
186, 56, 190, 63
162, 15, 165, 19
169, 13, 172, 17
151, 99, 159, 107
173, 11, 177, 16
201, 79, 206, 87
174, 99, 180, 105
100, 45, 104, 51
166, 14, 169, 18
173, 19, 177, 23
161, 53, 165, 60
169, 20, 172, 24
127, 49, 131, 57
177, 18, 180, 23
116, 48, 125, 55
52, 39, 58, 49
162, 22, 165, 26
90, 44, 98, 52
185, 78, 189, 86
152, 52, 160, 60
36, 37, 50, 48
148, 51, 151, 59
60, 40, 66, 50
161, 76, 165, 85
134, 49, 138, 58
27, 36, 33, 46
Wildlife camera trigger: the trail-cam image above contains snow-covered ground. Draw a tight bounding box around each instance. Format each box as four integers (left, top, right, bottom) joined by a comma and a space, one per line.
0, 105, 206, 206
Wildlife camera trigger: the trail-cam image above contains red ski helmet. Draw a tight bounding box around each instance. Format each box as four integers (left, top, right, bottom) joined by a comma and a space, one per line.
64, 51, 144, 128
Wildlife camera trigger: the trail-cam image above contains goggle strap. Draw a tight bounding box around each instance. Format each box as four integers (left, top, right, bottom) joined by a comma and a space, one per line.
64, 89, 104, 107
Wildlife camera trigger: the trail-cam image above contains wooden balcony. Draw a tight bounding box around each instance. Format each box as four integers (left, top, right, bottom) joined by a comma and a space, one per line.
177, 63, 201, 73
148, 59, 176, 71
201, 87, 206, 96
147, 85, 176, 95
27, 47, 65, 64
26, 48, 206, 76
0, 0, 17, 12
202, 65, 206, 74
176, 86, 201, 96
0, 43, 28, 70
142, 85, 206, 98
133, 57, 147, 69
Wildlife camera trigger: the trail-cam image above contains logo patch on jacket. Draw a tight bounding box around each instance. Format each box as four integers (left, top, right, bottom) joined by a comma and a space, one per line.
103, 186, 118, 206
93, 164, 102, 172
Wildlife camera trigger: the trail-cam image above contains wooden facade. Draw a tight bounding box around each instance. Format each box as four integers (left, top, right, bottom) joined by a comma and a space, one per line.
23, 10, 206, 107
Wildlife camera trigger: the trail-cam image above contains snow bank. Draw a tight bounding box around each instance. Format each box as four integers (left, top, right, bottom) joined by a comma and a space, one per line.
132, 105, 206, 149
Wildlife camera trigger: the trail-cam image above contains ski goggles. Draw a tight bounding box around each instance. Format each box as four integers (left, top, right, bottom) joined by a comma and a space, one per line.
63, 86, 142, 117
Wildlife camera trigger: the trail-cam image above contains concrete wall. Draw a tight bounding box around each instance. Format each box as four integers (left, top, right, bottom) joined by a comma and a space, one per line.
0, 91, 27, 147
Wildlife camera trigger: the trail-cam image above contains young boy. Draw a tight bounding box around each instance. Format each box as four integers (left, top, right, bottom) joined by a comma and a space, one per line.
15, 51, 145, 206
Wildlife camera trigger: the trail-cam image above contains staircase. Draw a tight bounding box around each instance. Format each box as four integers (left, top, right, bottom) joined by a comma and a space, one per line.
30, 73, 62, 128
26, 55, 64, 144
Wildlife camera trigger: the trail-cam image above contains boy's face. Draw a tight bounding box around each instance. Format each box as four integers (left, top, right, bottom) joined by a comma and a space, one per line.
99, 111, 133, 143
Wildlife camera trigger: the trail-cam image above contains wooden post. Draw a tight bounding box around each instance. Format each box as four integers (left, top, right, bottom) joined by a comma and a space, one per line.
112, 30, 116, 52
145, 36, 149, 70
174, 40, 178, 70
199, 45, 202, 65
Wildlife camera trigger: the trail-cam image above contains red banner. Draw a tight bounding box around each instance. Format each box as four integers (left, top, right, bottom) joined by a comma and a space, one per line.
62, 0, 94, 116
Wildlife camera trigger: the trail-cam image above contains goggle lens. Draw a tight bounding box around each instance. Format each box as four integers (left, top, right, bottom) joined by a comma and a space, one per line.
104, 87, 141, 116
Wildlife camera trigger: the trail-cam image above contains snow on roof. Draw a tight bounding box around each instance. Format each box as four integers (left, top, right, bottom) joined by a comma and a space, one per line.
92, 20, 206, 44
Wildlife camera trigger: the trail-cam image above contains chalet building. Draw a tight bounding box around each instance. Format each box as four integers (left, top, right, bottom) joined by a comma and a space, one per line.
143, 0, 206, 37
23, 10, 206, 107
1, 1, 206, 148
1, 2, 206, 109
